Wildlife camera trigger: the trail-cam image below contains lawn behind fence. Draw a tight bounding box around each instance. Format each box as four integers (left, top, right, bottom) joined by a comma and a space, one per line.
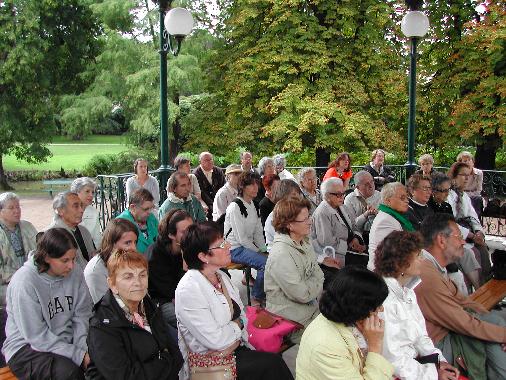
3, 135, 128, 171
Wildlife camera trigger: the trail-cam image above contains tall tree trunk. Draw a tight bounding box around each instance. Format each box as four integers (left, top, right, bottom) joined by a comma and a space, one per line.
0, 155, 14, 190
475, 131, 501, 170
315, 147, 330, 179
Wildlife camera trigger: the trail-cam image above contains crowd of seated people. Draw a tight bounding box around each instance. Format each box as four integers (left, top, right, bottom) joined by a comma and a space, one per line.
0, 148, 498, 380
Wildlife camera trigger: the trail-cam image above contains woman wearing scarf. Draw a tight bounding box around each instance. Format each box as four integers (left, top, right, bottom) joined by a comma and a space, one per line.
367, 182, 413, 271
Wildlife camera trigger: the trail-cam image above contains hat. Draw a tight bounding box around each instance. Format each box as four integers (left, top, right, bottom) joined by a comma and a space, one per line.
225, 164, 243, 175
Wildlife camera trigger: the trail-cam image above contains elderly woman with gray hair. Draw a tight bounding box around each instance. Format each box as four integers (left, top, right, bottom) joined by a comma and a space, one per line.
0, 192, 38, 365
298, 167, 322, 214
273, 154, 295, 181
367, 182, 413, 271
71, 177, 102, 247
256, 156, 276, 202
311, 178, 365, 286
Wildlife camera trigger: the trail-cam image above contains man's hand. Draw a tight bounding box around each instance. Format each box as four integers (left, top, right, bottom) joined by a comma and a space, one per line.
473, 231, 485, 246
81, 352, 91, 370
438, 362, 459, 380
349, 238, 365, 253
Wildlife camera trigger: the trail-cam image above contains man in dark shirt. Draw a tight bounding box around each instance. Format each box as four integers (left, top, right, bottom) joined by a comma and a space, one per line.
193, 152, 226, 220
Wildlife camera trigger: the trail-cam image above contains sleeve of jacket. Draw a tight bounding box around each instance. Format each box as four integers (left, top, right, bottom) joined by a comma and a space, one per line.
253, 213, 266, 249
313, 211, 347, 256
345, 196, 367, 231
382, 301, 440, 380
416, 268, 506, 343
268, 246, 322, 304
308, 343, 394, 380
10, 281, 86, 366
148, 176, 160, 208
193, 198, 207, 222
88, 323, 168, 380
228, 203, 258, 252
72, 272, 93, 359
176, 281, 242, 351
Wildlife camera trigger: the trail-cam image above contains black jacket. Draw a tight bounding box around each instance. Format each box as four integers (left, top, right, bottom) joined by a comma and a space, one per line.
147, 241, 184, 305
363, 164, 395, 191
86, 290, 183, 380
405, 198, 434, 230
193, 166, 226, 219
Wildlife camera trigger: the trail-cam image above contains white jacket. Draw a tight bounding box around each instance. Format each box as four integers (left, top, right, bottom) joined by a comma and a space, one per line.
447, 189, 483, 240
382, 277, 446, 380
368, 211, 402, 270
80, 205, 102, 248
175, 269, 250, 380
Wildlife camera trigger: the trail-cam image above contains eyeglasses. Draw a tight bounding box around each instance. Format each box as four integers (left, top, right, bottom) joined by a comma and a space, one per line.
293, 216, 311, 223
457, 174, 470, 178
433, 188, 450, 193
447, 233, 464, 240
209, 240, 229, 250
329, 191, 346, 198
417, 186, 432, 192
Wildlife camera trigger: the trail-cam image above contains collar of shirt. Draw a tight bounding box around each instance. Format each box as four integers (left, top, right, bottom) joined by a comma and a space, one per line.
421, 249, 448, 277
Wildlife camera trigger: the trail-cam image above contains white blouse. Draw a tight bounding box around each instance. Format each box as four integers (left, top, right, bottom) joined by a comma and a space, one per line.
382, 277, 446, 380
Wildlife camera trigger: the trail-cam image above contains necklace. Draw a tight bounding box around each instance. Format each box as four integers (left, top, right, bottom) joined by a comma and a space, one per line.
202, 271, 222, 290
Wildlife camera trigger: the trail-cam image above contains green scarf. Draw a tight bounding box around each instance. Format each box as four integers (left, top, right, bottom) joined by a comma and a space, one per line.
378, 204, 415, 232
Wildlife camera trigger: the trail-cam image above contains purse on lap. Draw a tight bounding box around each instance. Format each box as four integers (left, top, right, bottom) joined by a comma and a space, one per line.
246, 306, 303, 353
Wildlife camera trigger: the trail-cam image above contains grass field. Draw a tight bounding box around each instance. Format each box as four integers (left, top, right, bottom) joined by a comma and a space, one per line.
3, 135, 129, 171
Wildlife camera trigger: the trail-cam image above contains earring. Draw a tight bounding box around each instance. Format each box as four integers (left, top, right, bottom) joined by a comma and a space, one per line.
401, 272, 404, 277
206, 261, 209, 264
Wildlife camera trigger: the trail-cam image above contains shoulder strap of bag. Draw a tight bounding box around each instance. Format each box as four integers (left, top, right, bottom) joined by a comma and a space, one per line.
233, 198, 248, 218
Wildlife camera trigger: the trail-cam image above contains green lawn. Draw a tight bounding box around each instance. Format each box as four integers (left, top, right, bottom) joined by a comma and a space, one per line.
3, 135, 129, 171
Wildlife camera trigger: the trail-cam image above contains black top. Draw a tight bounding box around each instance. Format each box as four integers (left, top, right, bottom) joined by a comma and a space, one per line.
363, 164, 395, 191
193, 166, 226, 220
147, 242, 185, 305
259, 197, 275, 227
427, 197, 454, 215
87, 291, 183, 380
405, 199, 435, 231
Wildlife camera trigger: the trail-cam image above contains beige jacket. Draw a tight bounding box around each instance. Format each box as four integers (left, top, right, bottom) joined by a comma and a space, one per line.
297, 314, 394, 380
265, 233, 323, 342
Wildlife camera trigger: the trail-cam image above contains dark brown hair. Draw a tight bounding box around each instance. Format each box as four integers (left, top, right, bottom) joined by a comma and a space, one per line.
133, 158, 148, 175
129, 188, 154, 206
99, 219, 139, 263
407, 173, 431, 195
237, 171, 260, 197
34, 228, 78, 273
447, 162, 470, 179
374, 231, 423, 277
180, 222, 223, 270
272, 197, 311, 234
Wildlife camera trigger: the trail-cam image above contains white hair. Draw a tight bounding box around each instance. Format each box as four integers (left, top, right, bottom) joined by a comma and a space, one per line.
298, 167, 316, 183
380, 182, 405, 203
353, 170, 373, 186
198, 151, 212, 161
257, 156, 274, 175
70, 177, 96, 193
320, 178, 343, 198
0, 192, 19, 210
273, 154, 286, 168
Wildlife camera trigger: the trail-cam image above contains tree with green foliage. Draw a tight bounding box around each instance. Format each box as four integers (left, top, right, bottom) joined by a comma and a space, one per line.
0, 0, 101, 189
186, 0, 409, 166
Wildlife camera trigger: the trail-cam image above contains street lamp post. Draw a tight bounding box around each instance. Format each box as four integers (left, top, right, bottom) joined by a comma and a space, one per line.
156, 1, 193, 188
401, 10, 429, 178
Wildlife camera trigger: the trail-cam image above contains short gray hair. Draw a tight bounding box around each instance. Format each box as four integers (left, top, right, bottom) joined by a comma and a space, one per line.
320, 178, 343, 198
173, 155, 191, 169
53, 191, 78, 211
418, 154, 434, 165
273, 154, 286, 168
381, 182, 405, 203
0, 192, 19, 210
70, 177, 96, 193
258, 156, 274, 176
199, 151, 212, 162
353, 170, 373, 186
298, 167, 316, 183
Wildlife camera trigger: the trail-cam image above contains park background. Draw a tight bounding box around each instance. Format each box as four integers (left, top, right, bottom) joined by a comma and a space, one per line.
1, 0, 505, 194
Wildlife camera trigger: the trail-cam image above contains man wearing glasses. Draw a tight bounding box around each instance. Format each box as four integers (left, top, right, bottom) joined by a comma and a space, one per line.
311, 178, 365, 286
416, 213, 506, 380
117, 188, 158, 254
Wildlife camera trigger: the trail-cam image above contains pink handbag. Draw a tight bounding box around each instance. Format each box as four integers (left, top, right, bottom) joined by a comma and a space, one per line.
245, 306, 303, 353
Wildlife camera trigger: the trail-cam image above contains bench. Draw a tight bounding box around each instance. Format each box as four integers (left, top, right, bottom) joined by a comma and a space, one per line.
0, 367, 17, 380
42, 179, 74, 198
226, 263, 252, 306
469, 279, 506, 310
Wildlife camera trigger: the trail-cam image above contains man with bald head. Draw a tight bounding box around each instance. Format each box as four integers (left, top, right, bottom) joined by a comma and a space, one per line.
193, 151, 226, 220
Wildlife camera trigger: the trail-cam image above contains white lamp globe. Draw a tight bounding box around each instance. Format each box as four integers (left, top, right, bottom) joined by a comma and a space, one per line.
164, 7, 194, 37
401, 11, 430, 38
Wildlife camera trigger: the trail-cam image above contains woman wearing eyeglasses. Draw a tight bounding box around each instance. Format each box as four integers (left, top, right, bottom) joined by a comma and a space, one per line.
405, 174, 434, 230
175, 222, 293, 380
311, 178, 365, 286
265, 197, 324, 343
447, 162, 490, 284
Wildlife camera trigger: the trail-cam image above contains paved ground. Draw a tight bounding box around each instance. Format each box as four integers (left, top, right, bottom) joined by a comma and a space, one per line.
19, 195, 54, 231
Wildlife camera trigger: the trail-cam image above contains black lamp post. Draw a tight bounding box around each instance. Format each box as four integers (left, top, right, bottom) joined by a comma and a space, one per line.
155, 1, 193, 185
401, 9, 429, 178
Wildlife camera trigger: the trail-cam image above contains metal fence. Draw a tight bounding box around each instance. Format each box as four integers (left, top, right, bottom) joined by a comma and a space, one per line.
95, 165, 506, 233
